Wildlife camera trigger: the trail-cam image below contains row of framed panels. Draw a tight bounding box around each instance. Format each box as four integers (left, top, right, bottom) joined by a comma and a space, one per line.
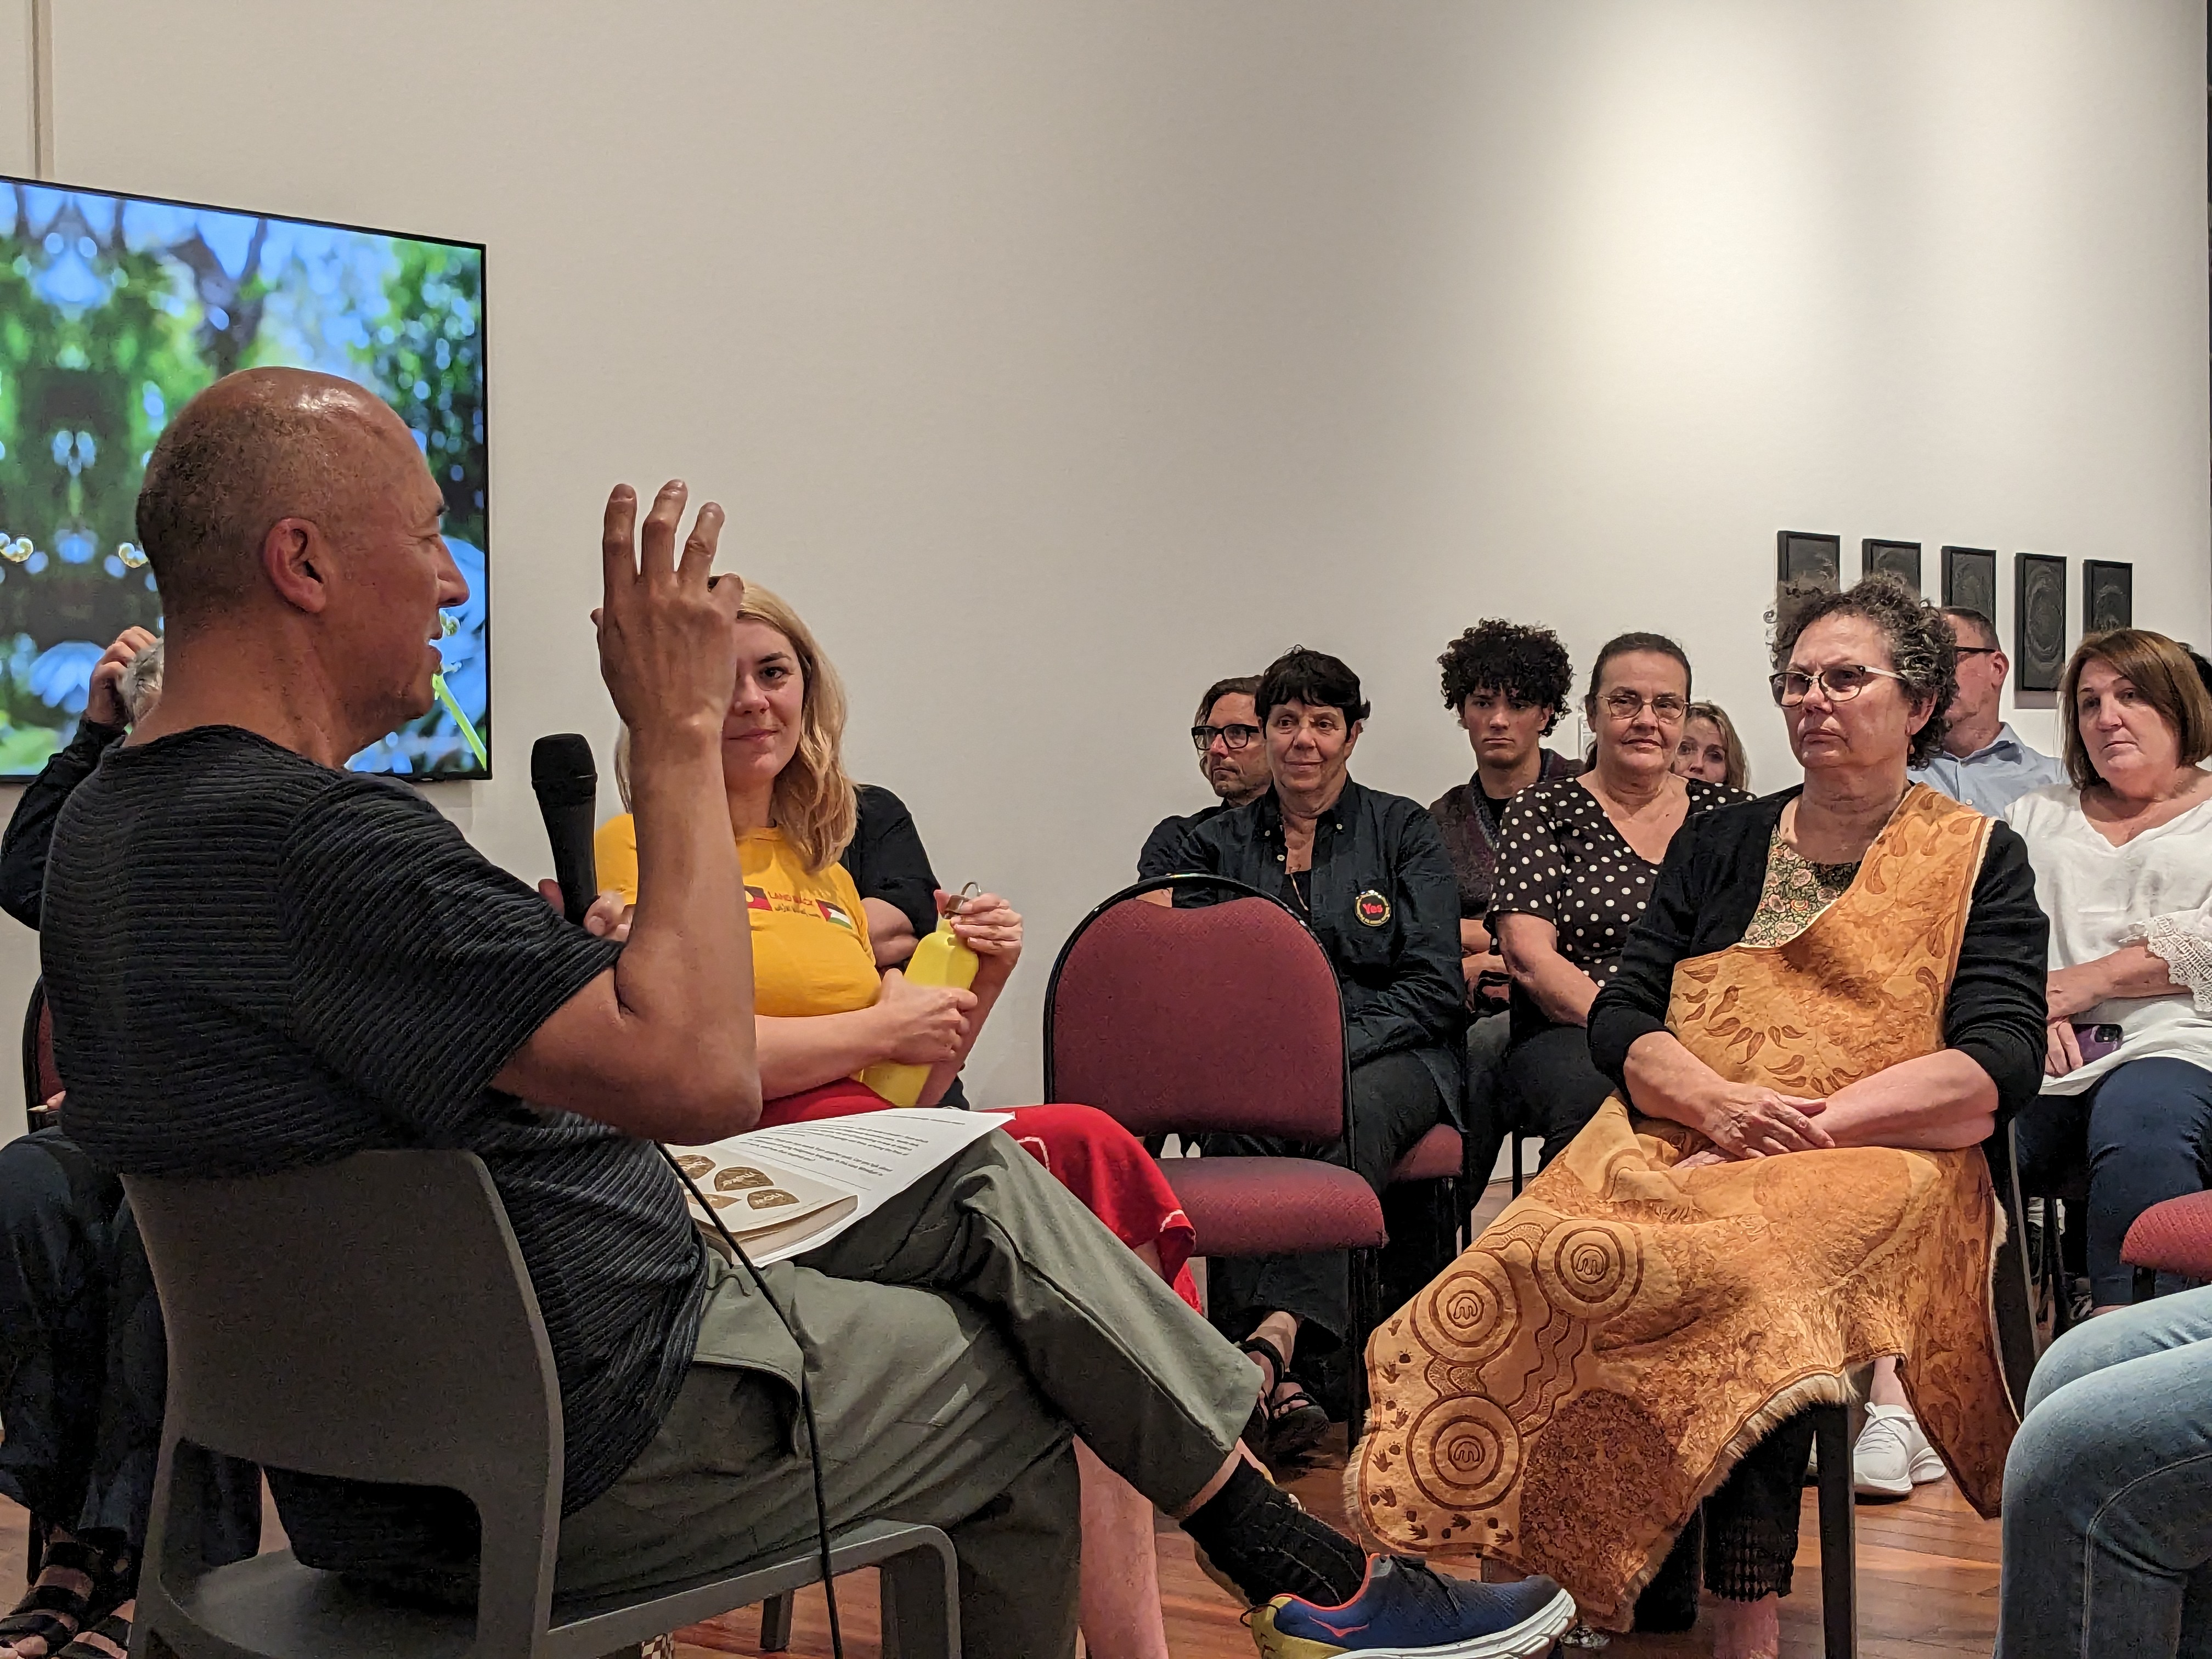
1776, 533, 2129, 693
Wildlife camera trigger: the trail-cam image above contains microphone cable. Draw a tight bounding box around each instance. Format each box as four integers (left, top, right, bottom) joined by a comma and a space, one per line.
657, 1144, 844, 1659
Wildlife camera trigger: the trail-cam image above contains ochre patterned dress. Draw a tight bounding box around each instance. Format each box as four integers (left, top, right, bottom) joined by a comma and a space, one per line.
1352, 787, 2018, 1630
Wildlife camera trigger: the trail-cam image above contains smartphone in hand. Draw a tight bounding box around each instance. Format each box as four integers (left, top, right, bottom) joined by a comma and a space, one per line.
2073, 1023, 2124, 1064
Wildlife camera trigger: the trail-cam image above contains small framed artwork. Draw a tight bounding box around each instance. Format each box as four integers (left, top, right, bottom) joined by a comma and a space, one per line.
1862, 539, 1922, 589
1941, 546, 1998, 622
2083, 560, 2132, 633
1777, 531, 1841, 592
2015, 553, 2068, 693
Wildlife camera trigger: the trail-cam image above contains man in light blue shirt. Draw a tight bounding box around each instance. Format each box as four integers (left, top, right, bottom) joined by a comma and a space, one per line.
1910, 606, 2065, 815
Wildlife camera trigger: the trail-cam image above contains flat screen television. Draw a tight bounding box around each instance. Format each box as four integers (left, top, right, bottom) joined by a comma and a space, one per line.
0, 176, 488, 778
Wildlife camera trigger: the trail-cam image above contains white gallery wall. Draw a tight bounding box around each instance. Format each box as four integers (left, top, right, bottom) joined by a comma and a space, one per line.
0, 1, 2204, 1135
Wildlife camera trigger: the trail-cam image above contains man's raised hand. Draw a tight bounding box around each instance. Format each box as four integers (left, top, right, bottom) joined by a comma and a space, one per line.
595, 481, 744, 742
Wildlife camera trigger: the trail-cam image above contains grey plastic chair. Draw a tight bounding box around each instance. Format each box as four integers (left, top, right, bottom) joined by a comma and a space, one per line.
123, 1149, 960, 1659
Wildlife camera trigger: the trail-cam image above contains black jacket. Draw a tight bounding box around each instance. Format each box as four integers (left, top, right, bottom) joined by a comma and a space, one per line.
1586, 788, 2050, 1124
1175, 779, 1466, 1105
1, 717, 126, 931
1137, 801, 1233, 881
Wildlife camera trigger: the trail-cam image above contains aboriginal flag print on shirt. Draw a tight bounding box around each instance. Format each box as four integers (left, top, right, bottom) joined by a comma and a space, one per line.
595, 816, 882, 1019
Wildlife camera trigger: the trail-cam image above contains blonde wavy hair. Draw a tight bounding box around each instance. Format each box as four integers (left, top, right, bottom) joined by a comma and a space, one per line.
612, 584, 858, 873
1681, 700, 1750, 792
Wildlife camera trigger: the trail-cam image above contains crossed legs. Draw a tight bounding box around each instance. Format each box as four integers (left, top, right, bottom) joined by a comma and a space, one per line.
556, 1132, 1260, 1658
1997, 1285, 2212, 1657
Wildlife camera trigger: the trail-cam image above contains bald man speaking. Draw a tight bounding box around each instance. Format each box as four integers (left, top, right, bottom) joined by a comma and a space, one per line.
36, 371, 1571, 1659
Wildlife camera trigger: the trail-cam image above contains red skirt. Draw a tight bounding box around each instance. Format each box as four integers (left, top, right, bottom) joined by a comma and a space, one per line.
758, 1081, 1200, 1311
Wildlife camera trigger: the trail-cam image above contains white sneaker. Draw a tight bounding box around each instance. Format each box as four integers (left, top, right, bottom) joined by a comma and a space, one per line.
1852, 1403, 1944, 1498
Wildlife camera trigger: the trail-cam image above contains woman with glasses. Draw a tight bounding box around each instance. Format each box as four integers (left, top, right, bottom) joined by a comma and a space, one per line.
1358, 577, 2048, 1658
1488, 633, 1751, 1167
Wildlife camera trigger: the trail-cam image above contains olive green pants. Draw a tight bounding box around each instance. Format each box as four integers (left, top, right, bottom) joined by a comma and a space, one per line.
556, 1132, 1256, 1659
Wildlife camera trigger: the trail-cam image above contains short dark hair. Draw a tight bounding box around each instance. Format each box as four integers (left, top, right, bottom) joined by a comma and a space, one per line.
1939, 607, 1999, 651
1771, 573, 1955, 768
1438, 620, 1573, 735
1193, 674, 1261, 725
1585, 631, 1692, 706
1256, 646, 1369, 727
136, 369, 371, 625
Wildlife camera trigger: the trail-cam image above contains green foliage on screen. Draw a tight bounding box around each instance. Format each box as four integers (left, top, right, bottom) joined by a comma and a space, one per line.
0, 182, 489, 777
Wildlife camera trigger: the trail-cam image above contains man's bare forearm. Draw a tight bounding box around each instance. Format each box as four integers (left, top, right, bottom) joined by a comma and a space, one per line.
618, 726, 759, 1129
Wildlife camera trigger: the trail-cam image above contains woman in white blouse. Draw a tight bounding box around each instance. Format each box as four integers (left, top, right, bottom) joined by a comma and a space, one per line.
2006, 628, 2212, 1312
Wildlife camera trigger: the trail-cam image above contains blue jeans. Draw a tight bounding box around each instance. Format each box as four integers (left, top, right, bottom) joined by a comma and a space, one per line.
1997, 1285, 2212, 1657
2013, 1057, 2212, 1305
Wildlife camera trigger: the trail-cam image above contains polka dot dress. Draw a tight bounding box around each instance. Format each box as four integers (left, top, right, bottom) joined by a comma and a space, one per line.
1487, 776, 1751, 986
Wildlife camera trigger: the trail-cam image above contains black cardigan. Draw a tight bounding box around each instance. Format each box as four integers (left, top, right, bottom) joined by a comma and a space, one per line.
0, 716, 126, 931
1585, 788, 2050, 1123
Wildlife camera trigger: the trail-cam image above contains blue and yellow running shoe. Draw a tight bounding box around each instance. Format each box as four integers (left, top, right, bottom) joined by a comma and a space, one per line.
1250, 1556, 1577, 1658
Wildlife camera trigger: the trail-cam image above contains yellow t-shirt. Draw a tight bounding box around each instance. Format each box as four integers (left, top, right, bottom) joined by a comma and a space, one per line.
594, 814, 879, 1019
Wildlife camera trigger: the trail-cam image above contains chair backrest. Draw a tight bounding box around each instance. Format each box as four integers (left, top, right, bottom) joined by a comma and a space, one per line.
22, 978, 59, 1109
125, 1151, 566, 1646
1045, 876, 1347, 1143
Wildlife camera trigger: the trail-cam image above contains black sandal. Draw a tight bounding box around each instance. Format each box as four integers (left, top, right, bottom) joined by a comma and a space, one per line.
1237, 1335, 1290, 1449
0, 1538, 103, 1659
1261, 1375, 1331, 1471
50, 1611, 131, 1659
1236, 1335, 1331, 1472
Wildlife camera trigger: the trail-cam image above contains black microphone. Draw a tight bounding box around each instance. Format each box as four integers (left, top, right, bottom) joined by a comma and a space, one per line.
531, 734, 600, 926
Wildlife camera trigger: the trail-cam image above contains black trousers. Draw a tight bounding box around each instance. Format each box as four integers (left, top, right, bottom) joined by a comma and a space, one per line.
1503, 1023, 1617, 1169
1454, 1011, 1516, 1189
0, 1128, 261, 1582
1637, 1410, 1819, 1624
1201, 1048, 1447, 1352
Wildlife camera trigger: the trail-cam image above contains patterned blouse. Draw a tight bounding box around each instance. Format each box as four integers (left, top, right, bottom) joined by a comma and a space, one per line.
1740, 826, 1862, 947
1489, 774, 1752, 989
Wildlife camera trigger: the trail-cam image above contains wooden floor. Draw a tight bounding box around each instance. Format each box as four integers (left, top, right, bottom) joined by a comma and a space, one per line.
646, 1440, 2000, 1658
0, 1455, 2000, 1658
0, 1185, 2005, 1657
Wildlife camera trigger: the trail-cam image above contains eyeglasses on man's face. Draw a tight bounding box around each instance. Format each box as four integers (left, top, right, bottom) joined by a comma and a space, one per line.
1769, 664, 1909, 706
1952, 646, 2000, 659
1192, 723, 1263, 752
1599, 691, 1688, 723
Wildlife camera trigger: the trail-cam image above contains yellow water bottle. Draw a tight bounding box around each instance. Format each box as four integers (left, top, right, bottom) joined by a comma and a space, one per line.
861, 899, 980, 1107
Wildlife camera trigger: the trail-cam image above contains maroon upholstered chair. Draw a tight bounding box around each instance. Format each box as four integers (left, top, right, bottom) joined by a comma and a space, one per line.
1044, 874, 1387, 1439
2124, 1191, 2212, 1302
1389, 1125, 1462, 1184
